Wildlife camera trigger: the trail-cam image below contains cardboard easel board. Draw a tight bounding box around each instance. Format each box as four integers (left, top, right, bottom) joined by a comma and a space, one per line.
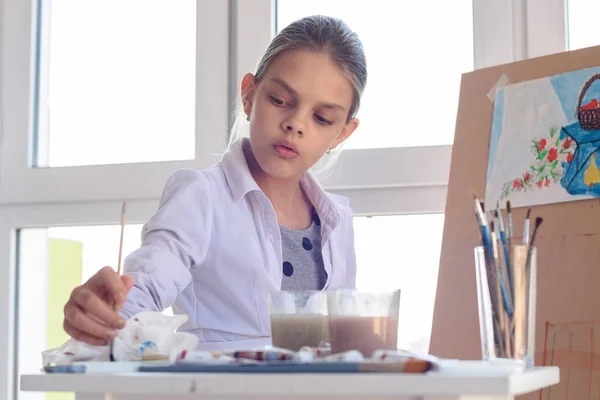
430, 45, 600, 400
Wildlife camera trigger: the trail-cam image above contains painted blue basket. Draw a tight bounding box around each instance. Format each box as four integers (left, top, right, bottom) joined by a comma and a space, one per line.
560, 121, 600, 196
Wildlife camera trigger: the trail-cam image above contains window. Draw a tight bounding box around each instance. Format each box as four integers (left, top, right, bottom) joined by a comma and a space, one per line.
233, 0, 461, 212
567, 0, 600, 50
17, 225, 143, 400
266, 0, 462, 354
14, 214, 444, 393
277, 0, 474, 149
353, 214, 444, 354
0, 201, 159, 400
35, 0, 197, 167
0, 2, 565, 400
0, 1, 230, 204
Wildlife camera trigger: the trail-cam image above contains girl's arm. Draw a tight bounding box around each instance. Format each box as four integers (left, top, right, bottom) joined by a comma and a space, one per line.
119, 169, 213, 317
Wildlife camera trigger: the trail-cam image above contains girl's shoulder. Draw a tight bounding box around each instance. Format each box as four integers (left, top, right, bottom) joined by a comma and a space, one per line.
327, 192, 350, 208
156, 165, 232, 211
162, 165, 228, 195
328, 192, 353, 223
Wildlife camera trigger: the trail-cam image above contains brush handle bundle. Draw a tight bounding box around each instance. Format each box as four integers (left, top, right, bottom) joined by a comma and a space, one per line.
474, 244, 536, 364
473, 198, 541, 367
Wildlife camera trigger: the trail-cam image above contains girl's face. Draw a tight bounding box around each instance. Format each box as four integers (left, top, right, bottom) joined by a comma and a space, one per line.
242, 49, 359, 180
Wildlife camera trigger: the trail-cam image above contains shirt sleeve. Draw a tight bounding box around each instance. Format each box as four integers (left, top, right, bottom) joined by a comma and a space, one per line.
120, 169, 213, 317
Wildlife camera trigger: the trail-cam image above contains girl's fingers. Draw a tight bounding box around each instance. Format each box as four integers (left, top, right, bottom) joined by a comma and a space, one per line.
67, 286, 124, 331
89, 266, 129, 306
63, 318, 110, 346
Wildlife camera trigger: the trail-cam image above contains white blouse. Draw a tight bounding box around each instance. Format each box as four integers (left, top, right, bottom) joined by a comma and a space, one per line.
121, 138, 357, 350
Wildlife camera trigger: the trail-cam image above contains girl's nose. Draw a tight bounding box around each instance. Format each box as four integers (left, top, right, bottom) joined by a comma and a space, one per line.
285, 124, 303, 135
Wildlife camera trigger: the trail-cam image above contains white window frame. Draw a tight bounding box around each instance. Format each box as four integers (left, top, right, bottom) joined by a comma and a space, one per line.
0, 0, 230, 205
525, 0, 567, 58
233, 0, 561, 216
0, 201, 159, 400
234, 0, 451, 216
0, 2, 573, 400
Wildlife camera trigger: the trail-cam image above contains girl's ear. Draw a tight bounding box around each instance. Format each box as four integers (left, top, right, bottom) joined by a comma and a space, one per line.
330, 118, 359, 150
241, 73, 257, 117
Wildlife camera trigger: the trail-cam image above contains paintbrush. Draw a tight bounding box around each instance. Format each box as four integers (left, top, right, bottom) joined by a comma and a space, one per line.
505, 201, 518, 357
110, 201, 127, 362
490, 221, 505, 341
517, 216, 542, 359
506, 201, 515, 301
490, 218, 513, 319
523, 208, 531, 244
525, 216, 543, 273
495, 208, 513, 300
492, 219, 516, 358
494, 210, 514, 320
506, 201, 514, 240
473, 196, 506, 356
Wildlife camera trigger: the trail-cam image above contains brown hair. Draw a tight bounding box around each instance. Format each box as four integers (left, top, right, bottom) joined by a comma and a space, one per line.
229, 15, 367, 172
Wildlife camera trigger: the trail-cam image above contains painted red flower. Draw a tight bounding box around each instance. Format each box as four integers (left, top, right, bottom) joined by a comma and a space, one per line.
538, 139, 547, 151
547, 148, 558, 162
537, 180, 543, 188
567, 153, 574, 163
523, 172, 532, 182
544, 178, 550, 187
562, 137, 573, 149
513, 179, 520, 189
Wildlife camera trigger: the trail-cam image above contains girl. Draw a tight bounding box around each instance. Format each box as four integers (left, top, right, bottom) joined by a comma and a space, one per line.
62, 15, 367, 350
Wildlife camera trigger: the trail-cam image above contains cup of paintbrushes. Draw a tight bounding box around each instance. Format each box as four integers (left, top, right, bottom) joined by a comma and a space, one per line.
474, 244, 536, 368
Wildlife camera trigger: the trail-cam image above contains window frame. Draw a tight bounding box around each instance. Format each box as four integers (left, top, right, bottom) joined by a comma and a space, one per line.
525, 0, 566, 58
0, 200, 159, 400
233, 0, 536, 216
0, 0, 231, 205
0, 1, 573, 400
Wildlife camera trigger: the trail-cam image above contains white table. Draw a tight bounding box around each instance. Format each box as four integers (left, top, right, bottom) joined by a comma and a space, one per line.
20, 365, 559, 400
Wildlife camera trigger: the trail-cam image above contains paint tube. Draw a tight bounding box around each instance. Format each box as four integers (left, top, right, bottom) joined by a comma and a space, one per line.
232, 347, 296, 362
291, 347, 314, 363
170, 349, 235, 364
369, 350, 436, 373
319, 350, 364, 362
298, 346, 332, 358
371, 349, 439, 363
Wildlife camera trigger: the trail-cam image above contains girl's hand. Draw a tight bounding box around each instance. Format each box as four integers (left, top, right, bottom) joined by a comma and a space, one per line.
63, 266, 134, 345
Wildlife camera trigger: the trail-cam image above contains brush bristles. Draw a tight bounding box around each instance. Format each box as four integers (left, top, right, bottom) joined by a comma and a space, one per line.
506, 200, 512, 213
535, 216, 543, 228
526, 208, 531, 219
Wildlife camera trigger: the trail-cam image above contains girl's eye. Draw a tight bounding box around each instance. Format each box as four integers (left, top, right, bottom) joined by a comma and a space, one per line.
269, 96, 284, 106
314, 114, 333, 125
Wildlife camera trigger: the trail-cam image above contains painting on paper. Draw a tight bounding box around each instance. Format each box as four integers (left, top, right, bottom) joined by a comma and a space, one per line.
485, 66, 600, 208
